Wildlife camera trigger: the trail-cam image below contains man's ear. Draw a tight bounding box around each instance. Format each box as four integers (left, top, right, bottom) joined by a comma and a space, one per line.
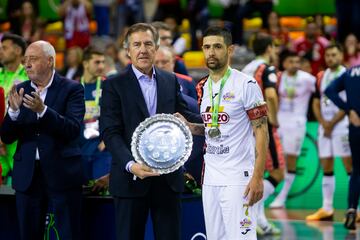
228, 44, 235, 57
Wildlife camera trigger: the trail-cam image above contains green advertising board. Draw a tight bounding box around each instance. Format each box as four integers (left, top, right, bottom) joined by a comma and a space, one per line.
208, 0, 336, 18
39, 0, 61, 21
266, 122, 350, 209
0, 0, 61, 21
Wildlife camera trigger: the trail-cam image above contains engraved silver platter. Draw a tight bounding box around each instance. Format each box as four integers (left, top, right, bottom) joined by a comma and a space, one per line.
131, 114, 193, 174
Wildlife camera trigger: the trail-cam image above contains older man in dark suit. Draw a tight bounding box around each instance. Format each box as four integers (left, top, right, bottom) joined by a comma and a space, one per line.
0, 41, 85, 240
100, 23, 202, 240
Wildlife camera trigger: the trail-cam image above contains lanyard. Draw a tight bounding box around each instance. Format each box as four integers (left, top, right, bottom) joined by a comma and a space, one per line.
81, 76, 101, 106
208, 68, 231, 128
284, 72, 297, 99
324, 66, 342, 87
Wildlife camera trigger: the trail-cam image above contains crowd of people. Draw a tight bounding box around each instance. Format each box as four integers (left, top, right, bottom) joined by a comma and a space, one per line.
0, 0, 360, 239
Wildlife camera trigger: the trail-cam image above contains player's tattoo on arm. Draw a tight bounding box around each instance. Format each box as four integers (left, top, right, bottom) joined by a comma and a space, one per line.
251, 116, 269, 144
251, 116, 268, 128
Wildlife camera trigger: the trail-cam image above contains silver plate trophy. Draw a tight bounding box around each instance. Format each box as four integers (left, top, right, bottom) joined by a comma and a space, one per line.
131, 114, 193, 174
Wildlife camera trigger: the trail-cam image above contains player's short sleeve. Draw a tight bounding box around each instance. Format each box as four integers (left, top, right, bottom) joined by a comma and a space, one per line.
243, 78, 266, 111
308, 74, 317, 93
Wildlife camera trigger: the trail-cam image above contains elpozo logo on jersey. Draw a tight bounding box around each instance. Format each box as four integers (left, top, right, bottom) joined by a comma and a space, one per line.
222, 91, 235, 101
201, 106, 230, 127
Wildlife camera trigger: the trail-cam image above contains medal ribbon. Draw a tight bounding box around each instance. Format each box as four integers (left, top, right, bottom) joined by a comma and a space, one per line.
284, 72, 297, 99
322, 66, 342, 105
208, 68, 231, 128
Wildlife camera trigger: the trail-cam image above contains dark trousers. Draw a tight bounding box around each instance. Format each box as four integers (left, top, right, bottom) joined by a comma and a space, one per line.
114, 176, 181, 240
348, 125, 360, 209
15, 162, 82, 240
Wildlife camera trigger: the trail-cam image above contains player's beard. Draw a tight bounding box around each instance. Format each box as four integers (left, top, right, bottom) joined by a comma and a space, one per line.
206, 55, 227, 71
328, 61, 339, 70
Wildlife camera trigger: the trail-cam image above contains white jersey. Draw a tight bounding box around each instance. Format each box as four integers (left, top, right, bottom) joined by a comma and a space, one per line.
198, 68, 264, 186
242, 58, 265, 77
318, 66, 349, 134
278, 70, 316, 127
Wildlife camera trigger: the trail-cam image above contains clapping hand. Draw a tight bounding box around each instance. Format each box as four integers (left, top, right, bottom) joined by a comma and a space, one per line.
8, 85, 24, 111
23, 91, 45, 113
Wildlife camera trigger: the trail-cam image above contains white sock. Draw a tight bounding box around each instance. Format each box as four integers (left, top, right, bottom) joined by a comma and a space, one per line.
258, 179, 276, 227
263, 179, 276, 200
322, 175, 335, 212
275, 173, 295, 204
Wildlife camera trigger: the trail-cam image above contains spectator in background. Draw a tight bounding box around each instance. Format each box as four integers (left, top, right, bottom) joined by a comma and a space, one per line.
343, 33, 360, 67
185, 0, 208, 50
117, 47, 131, 69
114, 0, 144, 38
58, 0, 92, 49
79, 46, 111, 184
61, 46, 84, 81
300, 56, 313, 74
292, 19, 329, 75
152, 21, 189, 76
7, 0, 39, 36
104, 55, 118, 77
18, 1, 43, 43
0, 34, 28, 185
155, 46, 197, 100
154, 0, 181, 24
105, 42, 123, 72
335, 0, 360, 43
264, 11, 290, 51
164, 15, 188, 56
93, 0, 113, 36
233, 0, 274, 45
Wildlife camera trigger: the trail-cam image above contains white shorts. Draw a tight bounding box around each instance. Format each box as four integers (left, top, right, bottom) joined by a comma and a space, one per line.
318, 131, 351, 158
278, 126, 306, 155
202, 185, 258, 240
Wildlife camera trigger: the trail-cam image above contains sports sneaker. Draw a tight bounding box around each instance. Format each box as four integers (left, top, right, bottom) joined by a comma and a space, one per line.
257, 222, 281, 236
269, 198, 285, 209
306, 208, 334, 221
344, 209, 356, 230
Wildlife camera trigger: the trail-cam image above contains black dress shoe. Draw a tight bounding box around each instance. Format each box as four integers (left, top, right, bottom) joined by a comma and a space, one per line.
344, 209, 356, 230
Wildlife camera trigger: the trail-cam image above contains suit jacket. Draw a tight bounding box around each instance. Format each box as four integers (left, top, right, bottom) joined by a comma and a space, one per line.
100, 66, 202, 197
0, 73, 85, 192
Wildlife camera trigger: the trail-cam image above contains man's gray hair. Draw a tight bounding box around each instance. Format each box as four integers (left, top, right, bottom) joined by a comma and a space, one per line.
36, 40, 56, 67
123, 23, 159, 49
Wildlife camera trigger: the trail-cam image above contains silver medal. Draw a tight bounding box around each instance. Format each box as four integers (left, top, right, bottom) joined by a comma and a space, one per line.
208, 127, 221, 138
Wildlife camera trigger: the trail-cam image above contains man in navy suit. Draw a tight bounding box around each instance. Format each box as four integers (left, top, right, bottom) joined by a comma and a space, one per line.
100, 23, 202, 240
0, 41, 85, 240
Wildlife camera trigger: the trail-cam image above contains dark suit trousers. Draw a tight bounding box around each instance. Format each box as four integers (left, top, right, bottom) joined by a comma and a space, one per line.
114, 176, 181, 240
15, 161, 82, 240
